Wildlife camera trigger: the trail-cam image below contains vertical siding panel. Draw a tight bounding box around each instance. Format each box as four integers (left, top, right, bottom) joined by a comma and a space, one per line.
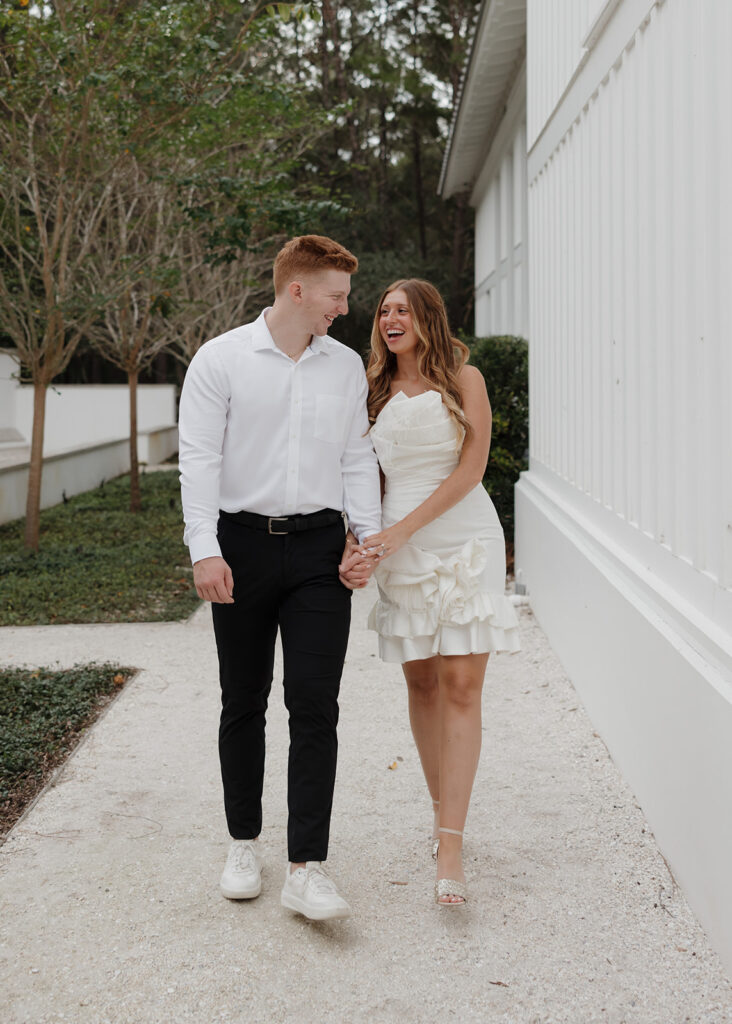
536, 166, 544, 464
565, 134, 569, 481
577, 121, 585, 489
528, 174, 539, 462
589, 90, 602, 501
506, 150, 515, 332
636, 11, 656, 537
579, 112, 590, 493
533, 171, 538, 461
599, 76, 612, 507
538, 164, 546, 467
672, 0, 692, 562
713, 0, 732, 587
705, 0, 718, 579
624, 33, 639, 527
547, 157, 553, 471
655, 3, 672, 550
690, 2, 706, 573
528, 0, 591, 149
723, 0, 732, 590
549, 146, 557, 474
534, 171, 541, 463
528, 176, 535, 459
513, 129, 523, 329
607, 66, 618, 510
562, 131, 570, 483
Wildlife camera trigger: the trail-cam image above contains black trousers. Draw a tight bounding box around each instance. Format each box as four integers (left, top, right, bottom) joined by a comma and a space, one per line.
211, 511, 351, 863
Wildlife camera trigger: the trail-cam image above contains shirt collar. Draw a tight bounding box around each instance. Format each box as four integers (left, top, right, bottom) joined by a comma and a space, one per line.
252, 308, 331, 357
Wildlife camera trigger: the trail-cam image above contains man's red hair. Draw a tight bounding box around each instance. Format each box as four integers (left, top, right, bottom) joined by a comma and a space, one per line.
273, 235, 358, 294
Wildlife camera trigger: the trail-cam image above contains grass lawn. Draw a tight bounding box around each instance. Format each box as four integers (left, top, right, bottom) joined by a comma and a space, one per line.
0, 470, 200, 625
0, 663, 134, 838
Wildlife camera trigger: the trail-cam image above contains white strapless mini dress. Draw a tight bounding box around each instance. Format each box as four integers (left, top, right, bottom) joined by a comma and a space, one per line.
367, 390, 521, 663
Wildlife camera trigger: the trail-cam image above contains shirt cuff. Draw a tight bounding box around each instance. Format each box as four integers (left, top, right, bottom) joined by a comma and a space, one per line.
354, 522, 382, 544
188, 532, 222, 565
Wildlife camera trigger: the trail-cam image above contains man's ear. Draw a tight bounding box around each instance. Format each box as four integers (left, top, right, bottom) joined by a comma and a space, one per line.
288, 280, 303, 303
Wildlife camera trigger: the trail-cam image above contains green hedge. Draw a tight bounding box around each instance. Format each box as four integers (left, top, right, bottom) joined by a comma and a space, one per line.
464, 334, 528, 543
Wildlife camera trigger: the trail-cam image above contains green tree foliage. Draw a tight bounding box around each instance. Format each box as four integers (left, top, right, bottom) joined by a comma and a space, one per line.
263, 0, 481, 350
0, 0, 328, 540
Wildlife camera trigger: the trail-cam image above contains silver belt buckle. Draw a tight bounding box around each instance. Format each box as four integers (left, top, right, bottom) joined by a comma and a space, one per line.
268, 516, 289, 535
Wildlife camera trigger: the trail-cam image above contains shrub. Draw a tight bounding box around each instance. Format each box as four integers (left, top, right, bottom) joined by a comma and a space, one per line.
463, 334, 528, 543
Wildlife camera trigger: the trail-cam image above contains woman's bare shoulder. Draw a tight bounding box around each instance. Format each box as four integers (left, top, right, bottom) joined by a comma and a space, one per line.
458, 363, 487, 391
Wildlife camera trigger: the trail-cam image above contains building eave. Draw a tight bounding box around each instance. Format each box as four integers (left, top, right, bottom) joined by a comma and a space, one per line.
439, 0, 527, 200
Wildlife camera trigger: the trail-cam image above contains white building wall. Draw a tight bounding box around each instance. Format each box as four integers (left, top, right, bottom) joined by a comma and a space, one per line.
472, 65, 529, 338
517, 0, 732, 970
527, 0, 608, 147
0, 350, 179, 523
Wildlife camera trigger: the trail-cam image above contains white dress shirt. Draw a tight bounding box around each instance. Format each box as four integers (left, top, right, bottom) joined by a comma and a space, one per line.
179, 308, 382, 564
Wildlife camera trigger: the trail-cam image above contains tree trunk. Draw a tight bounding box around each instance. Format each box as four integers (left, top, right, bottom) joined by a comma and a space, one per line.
319, 0, 331, 107
128, 367, 141, 513
412, 123, 428, 261
322, 0, 359, 159
23, 379, 47, 551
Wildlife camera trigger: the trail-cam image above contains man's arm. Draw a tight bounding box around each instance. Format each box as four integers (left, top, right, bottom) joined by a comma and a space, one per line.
340, 362, 382, 543
179, 344, 234, 603
338, 363, 382, 589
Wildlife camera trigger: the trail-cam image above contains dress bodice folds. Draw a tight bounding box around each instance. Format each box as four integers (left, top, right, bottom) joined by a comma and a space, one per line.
371, 390, 462, 499
367, 390, 521, 663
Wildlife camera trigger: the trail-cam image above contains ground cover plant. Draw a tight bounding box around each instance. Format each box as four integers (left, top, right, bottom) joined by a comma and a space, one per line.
0, 470, 198, 626
0, 663, 134, 838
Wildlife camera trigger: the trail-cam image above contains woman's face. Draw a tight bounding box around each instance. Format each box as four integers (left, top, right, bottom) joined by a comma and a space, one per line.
379, 288, 418, 356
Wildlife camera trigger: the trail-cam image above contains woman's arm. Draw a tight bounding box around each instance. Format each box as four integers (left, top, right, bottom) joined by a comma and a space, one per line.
362, 365, 492, 558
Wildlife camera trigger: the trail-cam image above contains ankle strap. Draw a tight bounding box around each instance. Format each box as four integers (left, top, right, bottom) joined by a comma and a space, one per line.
438, 827, 463, 837
432, 799, 440, 806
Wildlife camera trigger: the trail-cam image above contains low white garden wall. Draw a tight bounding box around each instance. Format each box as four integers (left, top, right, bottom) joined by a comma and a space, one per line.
0, 350, 179, 523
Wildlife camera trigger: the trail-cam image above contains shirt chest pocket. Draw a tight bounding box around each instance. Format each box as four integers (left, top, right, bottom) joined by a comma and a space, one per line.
314, 394, 350, 444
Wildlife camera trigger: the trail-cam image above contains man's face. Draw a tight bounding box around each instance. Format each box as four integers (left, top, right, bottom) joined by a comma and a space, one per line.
297, 269, 351, 336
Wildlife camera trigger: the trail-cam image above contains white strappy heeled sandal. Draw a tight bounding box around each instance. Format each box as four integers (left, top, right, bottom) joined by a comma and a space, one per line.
435, 827, 467, 907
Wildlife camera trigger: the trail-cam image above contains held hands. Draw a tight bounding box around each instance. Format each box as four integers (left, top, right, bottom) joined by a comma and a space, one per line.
338, 548, 374, 589
339, 522, 412, 589
193, 556, 234, 603
361, 522, 412, 563
338, 530, 375, 590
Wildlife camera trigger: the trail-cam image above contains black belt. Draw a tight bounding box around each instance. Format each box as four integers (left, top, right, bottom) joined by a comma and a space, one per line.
220, 508, 344, 535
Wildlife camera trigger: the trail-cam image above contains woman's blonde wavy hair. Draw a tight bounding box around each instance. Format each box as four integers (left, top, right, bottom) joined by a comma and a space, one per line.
366, 279, 471, 438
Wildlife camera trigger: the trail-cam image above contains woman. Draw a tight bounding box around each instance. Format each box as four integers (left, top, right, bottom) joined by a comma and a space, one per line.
360, 279, 520, 907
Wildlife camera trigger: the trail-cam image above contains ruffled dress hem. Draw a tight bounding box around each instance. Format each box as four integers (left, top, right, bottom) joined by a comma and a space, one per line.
367, 535, 521, 664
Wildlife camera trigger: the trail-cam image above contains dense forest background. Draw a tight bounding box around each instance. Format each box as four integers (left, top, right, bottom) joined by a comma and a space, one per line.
0, 0, 479, 384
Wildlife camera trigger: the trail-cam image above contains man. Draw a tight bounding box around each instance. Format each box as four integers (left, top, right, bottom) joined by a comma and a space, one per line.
179, 235, 380, 921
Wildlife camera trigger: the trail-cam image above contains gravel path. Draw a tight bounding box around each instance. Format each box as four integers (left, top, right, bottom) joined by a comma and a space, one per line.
1, 587, 730, 1024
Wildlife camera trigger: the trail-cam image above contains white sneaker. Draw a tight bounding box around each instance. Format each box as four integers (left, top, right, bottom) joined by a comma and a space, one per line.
220, 840, 263, 900
280, 862, 351, 921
